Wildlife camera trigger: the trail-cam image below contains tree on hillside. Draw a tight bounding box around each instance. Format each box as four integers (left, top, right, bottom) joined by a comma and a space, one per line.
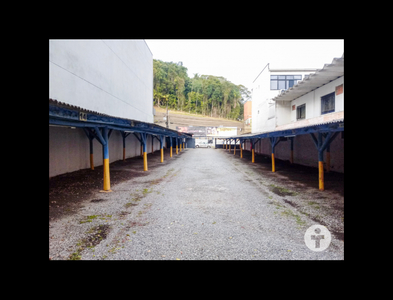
153, 59, 249, 120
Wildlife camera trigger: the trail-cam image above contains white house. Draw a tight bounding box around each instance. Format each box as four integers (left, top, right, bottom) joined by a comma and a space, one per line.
251, 64, 317, 133
273, 54, 344, 130
244, 54, 344, 173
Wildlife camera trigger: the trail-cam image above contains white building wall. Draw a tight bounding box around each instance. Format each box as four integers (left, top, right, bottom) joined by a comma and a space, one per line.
251, 66, 315, 133
251, 67, 281, 133
49, 39, 153, 123
288, 76, 344, 124
49, 39, 157, 178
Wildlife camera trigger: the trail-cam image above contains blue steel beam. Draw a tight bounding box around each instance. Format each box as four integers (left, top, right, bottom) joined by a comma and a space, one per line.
49, 103, 192, 139
93, 126, 106, 146
223, 121, 344, 141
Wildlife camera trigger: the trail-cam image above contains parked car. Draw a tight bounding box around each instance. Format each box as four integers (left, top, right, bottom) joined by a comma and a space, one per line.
195, 141, 211, 148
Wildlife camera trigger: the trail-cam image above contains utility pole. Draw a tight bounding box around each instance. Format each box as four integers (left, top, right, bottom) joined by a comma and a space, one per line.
166, 101, 169, 128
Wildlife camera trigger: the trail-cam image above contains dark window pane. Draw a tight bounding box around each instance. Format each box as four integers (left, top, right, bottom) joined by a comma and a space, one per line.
321, 92, 335, 114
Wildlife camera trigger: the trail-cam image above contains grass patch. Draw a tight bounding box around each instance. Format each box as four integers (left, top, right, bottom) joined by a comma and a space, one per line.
307, 201, 320, 209
68, 224, 110, 260
142, 188, 153, 195
124, 202, 138, 208
280, 209, 305, 226
269, 184, 298, 197
79, 215, 100, 224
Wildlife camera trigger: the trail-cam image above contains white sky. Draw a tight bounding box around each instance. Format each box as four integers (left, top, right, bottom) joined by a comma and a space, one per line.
145, 39, 344, 92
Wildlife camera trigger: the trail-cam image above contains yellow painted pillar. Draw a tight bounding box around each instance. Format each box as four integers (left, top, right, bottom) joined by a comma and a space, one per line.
180, 142, 182, 152
252, 149, 255, 163
170, 146, 173, 157
272, 153, 275, 172
161, 148, 164, 163
143, 152, 148, 171
101, 128, 112, 192
234, 143, 236, 155
103, 158, 111, 190
240, 143, 243, 158
140, 133, 148, 172
319, 161, 324, 190
229, 144, 231, 152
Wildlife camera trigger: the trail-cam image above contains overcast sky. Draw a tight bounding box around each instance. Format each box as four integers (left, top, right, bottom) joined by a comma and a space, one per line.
145, 39, 344, 92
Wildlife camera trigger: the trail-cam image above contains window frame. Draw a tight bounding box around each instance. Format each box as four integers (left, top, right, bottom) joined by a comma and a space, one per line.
321, 92, 335, 115
270, 75, 302, 90
296, 104, 306, 120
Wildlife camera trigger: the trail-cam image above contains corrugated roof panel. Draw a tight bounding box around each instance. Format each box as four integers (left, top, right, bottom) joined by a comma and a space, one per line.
272, 55, 344, 102
49, 98, 192, 137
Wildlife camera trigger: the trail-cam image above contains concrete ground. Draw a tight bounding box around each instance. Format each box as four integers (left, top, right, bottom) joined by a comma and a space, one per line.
49, 147, 344, 260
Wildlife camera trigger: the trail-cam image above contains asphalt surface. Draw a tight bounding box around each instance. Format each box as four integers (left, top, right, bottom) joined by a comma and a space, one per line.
49, 148, 344, 260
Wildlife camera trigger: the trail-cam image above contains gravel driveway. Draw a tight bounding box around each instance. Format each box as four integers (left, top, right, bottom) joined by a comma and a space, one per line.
49, 148, 344, 260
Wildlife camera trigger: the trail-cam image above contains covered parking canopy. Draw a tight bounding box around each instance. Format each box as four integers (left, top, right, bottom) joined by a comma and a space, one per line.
49, 99, 192, 191
221, 54, 344, 190
220, 119, 344, 191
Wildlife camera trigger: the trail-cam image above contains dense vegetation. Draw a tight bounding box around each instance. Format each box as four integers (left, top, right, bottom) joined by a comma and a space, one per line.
153, 59, 250, 120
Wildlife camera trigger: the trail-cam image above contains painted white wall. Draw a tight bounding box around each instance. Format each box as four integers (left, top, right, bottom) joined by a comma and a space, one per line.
49, 126, 161, 178
49, 39, 153, 123
286, 76, 344, 124
251, 66, 275, 133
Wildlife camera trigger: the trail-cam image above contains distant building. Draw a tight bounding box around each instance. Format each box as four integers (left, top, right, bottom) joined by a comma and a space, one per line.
243, 100, 252, 125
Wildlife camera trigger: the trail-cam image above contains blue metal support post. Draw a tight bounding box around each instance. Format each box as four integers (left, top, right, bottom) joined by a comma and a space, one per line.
96, 127, 111, 192
140, 133, 148, 171
310, 131, 339, 190
120, 131, 131, 161
160, 135, 165, 162
269, 137, 281, 172
170, 137, 173, 157
83, 128, 96, 170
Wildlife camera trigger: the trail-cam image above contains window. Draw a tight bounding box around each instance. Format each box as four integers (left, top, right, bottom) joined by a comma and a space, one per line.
297, 104, 306, 120
270, 75, 302, 90
321, 92, 335, 115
